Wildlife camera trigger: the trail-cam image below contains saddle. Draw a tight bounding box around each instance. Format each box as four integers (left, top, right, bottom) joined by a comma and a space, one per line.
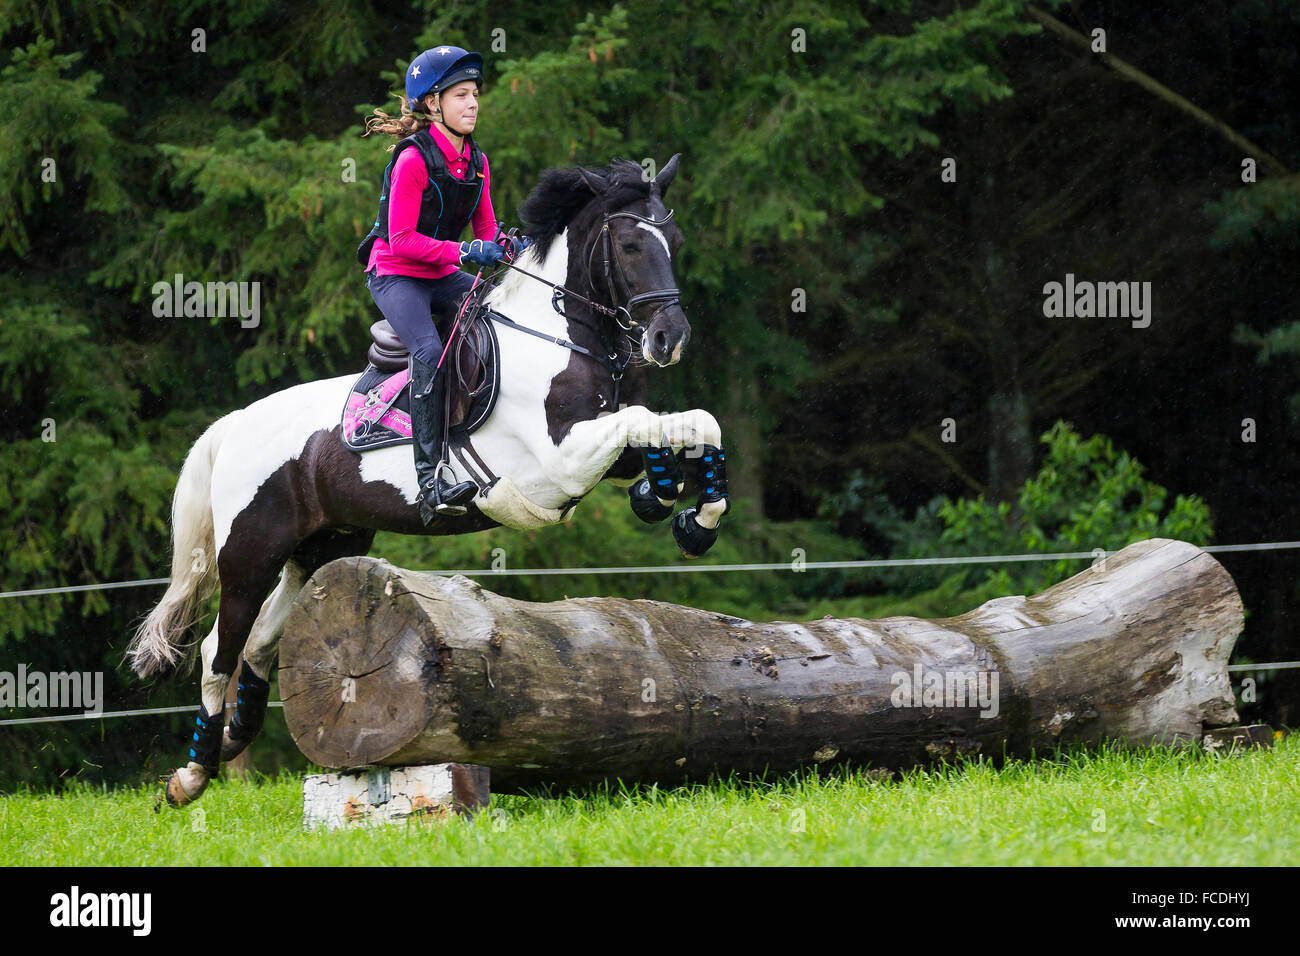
341, 312, 501, 453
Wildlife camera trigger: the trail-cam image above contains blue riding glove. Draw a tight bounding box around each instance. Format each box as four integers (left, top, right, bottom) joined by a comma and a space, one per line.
459, 239, 506, 268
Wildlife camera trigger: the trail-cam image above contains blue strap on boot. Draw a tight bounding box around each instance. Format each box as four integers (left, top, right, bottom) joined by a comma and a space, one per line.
643, 446, 684, 497
189, 703, 225, 775
227, 660, 271, 745
697, 445, 730, 514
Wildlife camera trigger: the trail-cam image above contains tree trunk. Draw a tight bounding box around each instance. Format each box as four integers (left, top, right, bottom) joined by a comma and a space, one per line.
985, 388, 1034, 501
978, 236, 1035, 502
279, 538, 1242, 792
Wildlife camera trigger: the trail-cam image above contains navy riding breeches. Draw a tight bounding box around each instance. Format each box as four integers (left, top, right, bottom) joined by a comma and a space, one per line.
366, 270, 477, 366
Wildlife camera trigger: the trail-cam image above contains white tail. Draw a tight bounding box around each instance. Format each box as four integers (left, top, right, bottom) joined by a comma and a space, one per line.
127, 412, 237, 677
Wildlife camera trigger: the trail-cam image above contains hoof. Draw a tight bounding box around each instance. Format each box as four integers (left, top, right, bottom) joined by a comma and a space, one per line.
672, 507, 719, 558
629, 479, 674, 524
164, 763, 211, 807
221, 726, 251, 762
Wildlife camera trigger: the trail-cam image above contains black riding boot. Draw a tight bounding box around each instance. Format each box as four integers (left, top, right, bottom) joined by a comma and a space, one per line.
410, 356, 478, 523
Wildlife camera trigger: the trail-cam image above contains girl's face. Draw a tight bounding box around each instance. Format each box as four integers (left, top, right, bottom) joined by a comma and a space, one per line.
432, 81, 479, 132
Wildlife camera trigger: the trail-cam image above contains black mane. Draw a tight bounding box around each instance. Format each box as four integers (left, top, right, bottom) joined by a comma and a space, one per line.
518, 158, 652, 262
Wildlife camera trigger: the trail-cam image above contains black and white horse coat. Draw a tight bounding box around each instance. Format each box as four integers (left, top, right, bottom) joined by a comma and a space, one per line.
127, 155, 730, 806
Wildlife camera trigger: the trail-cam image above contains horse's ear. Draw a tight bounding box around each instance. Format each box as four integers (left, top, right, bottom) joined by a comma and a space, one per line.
652, 153, 681, 197
575, 166, 610, 197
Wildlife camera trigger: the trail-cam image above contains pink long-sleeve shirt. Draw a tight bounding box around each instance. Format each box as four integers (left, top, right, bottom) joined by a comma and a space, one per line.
365, 124, 497, 279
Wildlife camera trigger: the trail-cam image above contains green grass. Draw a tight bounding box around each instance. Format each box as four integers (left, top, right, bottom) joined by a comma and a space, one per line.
3, 736, 1296, 866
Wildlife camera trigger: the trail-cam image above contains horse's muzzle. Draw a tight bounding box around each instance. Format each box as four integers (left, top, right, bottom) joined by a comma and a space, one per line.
644, 322, 690, 366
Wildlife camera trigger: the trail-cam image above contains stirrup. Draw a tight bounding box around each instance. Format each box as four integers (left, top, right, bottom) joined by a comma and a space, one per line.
418, 487, 459, 522
418, 467, 477, 522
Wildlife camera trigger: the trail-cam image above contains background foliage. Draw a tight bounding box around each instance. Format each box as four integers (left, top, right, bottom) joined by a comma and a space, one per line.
1, 0, 1296, 789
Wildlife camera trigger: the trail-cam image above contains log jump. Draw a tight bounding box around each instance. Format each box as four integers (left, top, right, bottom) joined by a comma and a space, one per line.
279, 538, 1243, 792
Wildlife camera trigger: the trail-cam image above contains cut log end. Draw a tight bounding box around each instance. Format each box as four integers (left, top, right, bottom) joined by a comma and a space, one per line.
280, 559, 443, 769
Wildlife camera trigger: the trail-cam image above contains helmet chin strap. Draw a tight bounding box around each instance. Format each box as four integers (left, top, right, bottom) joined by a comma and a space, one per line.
429, 101, 471, 139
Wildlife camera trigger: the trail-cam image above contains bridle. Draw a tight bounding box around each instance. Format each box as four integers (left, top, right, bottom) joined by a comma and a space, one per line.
476, 185, 684, 407
585, 205, 681, 334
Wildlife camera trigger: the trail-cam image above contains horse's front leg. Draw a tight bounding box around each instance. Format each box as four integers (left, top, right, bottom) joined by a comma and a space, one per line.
560, 406, 729, 556
602, 441, 686, 525
653, 410, 730, 556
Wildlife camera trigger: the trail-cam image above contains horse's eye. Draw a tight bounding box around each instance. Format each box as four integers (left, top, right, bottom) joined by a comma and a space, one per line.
622, 243, 640, 253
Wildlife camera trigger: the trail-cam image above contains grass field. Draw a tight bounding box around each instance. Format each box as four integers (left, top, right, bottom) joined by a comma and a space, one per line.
3, 736, 1295, 866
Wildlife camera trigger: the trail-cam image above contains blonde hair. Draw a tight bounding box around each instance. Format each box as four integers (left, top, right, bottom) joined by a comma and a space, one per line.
363, 91, 439, 149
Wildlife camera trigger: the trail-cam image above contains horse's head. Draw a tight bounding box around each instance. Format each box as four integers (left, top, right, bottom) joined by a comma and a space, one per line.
521, 155, 691, 367
579, 155, 689, 366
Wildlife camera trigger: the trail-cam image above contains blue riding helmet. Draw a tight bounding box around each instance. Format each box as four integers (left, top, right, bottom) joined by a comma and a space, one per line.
406, 46, 484, 109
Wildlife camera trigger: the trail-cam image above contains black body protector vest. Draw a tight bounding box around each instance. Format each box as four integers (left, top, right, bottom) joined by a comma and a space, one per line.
356, 129, 486, 266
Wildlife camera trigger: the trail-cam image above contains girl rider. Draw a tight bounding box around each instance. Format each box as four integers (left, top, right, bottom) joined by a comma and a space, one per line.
359, 45, 508, 523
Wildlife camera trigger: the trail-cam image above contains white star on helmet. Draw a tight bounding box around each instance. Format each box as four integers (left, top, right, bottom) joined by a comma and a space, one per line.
410, 64, 420, 77
435, 47, 452, 55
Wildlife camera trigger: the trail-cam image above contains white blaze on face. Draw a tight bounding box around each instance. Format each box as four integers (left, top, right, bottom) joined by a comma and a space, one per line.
633, 221, 679, 365
636, 222, 670, 259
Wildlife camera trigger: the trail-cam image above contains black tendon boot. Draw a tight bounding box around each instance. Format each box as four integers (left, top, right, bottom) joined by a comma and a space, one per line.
222, 659, 270, 761
189, 703, 224, 776
410, 356, 478, 523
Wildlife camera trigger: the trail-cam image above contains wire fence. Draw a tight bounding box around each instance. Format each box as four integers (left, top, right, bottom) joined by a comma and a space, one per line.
5, 540, 1300, 598
0, 702, 284, 727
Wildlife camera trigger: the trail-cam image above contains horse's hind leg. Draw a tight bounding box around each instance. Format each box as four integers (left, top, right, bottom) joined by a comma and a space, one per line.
222, 527, 377, 761
218, 561, 308, 761
165, 536, 299, 807
164, 618, 226, 806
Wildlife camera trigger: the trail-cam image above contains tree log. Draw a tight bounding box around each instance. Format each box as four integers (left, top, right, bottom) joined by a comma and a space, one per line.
279, 538, 1242, 791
